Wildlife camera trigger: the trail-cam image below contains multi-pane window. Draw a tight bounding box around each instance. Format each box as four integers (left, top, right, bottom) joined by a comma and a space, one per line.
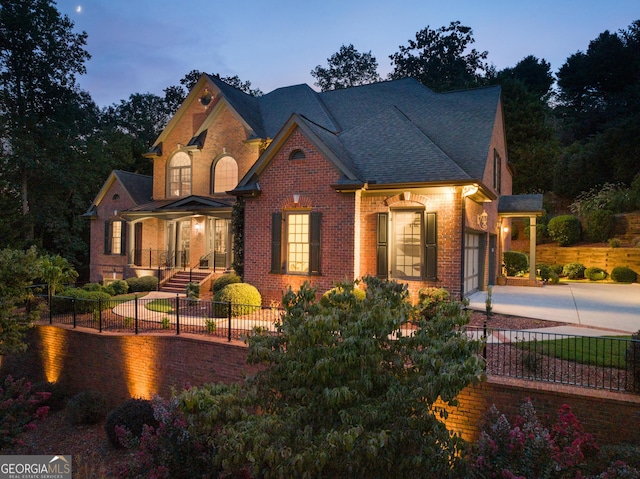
104, 220, 126, 256
376, 210, 437, 281
213, 156, 238, 193
112, 221, 122, 255
168, 152, 191, 197
271, 211, 321, 275
287, 213, 309, 273
392, 211, 422, 279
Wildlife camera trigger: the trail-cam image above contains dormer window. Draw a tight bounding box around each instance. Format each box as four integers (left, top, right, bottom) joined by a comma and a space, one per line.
168, 152, 191, 198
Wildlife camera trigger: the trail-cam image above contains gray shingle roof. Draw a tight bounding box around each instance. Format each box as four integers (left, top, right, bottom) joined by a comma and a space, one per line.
113, 170, 152, 205
218, 78, 501, 187
498, 194, 544, 214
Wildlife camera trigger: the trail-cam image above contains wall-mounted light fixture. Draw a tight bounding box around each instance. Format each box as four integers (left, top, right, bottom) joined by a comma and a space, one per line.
293, 194, 300, 204
503, 226, 509, 234
194, 221, 203, 234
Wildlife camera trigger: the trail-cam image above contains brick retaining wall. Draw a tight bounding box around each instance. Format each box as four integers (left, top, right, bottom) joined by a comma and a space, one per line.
2, 325, 639, 445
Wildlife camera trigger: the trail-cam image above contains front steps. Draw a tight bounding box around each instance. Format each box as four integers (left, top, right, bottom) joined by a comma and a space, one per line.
160, 270, 211, 294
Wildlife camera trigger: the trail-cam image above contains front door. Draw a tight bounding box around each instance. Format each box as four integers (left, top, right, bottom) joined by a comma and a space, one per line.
206, 218, 233, 271
177, 221, 190, 267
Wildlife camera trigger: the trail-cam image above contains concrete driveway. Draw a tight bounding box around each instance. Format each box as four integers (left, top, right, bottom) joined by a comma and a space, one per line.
467, 283, 640, 334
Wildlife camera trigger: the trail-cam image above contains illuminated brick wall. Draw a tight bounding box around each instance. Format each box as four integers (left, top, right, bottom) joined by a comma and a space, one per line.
4, 325, 639, 446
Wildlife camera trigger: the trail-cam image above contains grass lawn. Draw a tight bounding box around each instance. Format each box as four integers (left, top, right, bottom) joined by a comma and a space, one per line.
515, 335, 633, 368
145, 298, 175, 313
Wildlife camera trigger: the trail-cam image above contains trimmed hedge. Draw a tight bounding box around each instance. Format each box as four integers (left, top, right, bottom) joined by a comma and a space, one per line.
611, 266, 638, 283
503, 251, 528, 276
126, 276, 158, 292
67, 390, 109, 425
548, 215, 581, 246
321, 285, 366, 308
212, 273, 242, 293
213, 283, 262, 316
51, 288, 112, 314
105, 398, 158, 448
562, 263, 586, 280
584, 267, 608, 281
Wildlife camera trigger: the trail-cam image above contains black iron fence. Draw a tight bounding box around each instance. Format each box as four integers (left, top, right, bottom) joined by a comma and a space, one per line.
34, 295, 281, 341
31, 294, 640, 394
468, 325, 640, 394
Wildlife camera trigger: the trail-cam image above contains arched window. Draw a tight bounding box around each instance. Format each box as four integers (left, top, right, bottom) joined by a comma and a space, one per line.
289, 149, 306, 161
168, 152, 191, 197
212, 156, 238, 193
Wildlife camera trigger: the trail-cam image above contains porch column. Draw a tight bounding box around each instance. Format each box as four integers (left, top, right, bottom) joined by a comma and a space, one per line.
127, 221, 136, 265
529, 216, 537, 282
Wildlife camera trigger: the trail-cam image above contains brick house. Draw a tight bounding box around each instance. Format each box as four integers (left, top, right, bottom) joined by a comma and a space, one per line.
86, 74, 541, 302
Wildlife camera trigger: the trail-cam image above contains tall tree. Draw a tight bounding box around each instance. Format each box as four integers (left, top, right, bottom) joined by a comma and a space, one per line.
495, 56, 559, 193
311, 44, 381, 91
554, 20, 640, 197
0, 0, 90, 241
389, 21, 490, 92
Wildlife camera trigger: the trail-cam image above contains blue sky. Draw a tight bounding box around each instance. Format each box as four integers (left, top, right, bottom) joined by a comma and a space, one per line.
56, 0, 639, 107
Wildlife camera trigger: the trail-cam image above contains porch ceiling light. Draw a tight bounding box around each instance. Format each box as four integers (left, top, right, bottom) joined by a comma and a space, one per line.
462, 184, 479, 197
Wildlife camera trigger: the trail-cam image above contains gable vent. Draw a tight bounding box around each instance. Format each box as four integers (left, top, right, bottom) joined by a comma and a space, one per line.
289, 149, 306, 161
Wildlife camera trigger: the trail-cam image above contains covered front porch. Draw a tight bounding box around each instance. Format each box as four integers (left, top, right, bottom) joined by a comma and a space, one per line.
121, 196, 235, 277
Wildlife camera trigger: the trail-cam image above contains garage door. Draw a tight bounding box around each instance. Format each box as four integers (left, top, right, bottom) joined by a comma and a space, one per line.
464, 233, 481, 295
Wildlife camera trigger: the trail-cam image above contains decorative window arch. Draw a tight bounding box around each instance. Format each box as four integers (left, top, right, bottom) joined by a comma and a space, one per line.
167, 151, 191, 197
212, 155, 238, 193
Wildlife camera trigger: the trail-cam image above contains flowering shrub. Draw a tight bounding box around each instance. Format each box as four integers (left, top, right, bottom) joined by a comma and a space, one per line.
472, 399, 638, 479
0, 375, 50, 446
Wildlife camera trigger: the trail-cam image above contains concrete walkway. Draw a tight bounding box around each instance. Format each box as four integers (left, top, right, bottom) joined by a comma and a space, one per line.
468, 283, 640, 334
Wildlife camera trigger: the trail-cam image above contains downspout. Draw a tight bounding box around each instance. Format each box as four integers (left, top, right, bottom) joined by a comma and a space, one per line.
460, 194, 466, 300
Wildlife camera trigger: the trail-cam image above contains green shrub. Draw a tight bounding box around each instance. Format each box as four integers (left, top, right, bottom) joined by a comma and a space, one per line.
548, 272, 560, 284
609, 238, 621, 248
584, 267, 608, 281
562, 263, 586, 280
536, 264, 551, 281
320, 284, 366, 309
67, 391, 108, 425
611, 266, 638, 283
51, 288, 112, 314
1, 376, 51, 446
548, 215, 582, 246
503, 251, 528, 276
583, 209, 614, 243
82, 282, 104, 292
186, 282, 200, 299
214, 283, 262, 316
32, 381, 68, 412
104, 279, 129, 296
549, 264, 564, 276
415, 287, 450, 320
212, 273, 242, 293
126, 276, 158, 292
104, 398, 158, 448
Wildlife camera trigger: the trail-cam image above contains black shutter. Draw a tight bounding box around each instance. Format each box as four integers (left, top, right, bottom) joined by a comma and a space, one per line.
309, 212, 321, 275
120, 221, 127, 256
376, 213, 388, 278
270, 213, 282, 273
425, 212, 437, 280
104, 221, 112, 254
